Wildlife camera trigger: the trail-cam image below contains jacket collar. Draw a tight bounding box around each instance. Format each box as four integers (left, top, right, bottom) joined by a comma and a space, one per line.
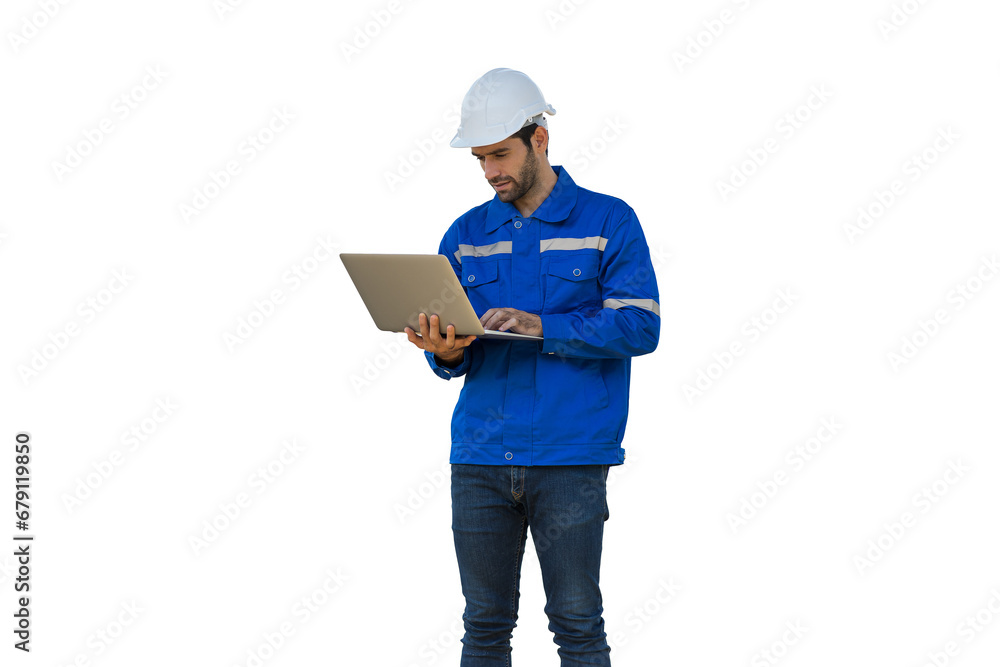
484, 165, 578, 233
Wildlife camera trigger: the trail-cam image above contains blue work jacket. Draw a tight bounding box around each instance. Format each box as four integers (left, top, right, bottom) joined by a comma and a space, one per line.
426, 166, 659, 466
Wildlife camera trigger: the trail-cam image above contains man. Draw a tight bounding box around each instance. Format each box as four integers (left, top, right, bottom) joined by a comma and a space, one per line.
404, 68, 659, 667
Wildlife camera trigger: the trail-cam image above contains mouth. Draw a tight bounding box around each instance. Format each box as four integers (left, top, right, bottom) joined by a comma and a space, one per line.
492, 180, 512, 191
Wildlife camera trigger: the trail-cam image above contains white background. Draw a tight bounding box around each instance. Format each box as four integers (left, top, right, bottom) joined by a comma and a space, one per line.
2, 0, 999, 665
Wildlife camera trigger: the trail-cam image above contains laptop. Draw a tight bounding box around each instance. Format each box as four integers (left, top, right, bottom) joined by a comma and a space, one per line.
340, 253, 543, 341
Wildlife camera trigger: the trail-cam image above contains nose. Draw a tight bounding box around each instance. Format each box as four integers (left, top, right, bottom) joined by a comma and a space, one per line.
482, 156, 501, 182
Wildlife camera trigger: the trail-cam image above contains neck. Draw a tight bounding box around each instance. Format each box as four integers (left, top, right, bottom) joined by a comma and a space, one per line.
514, 165, 558, 217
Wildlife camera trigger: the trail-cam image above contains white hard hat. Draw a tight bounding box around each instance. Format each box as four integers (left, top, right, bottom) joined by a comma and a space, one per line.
450, 68, 556, 148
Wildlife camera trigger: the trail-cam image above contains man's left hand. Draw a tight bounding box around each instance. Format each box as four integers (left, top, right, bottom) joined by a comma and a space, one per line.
480, 308, 543, 337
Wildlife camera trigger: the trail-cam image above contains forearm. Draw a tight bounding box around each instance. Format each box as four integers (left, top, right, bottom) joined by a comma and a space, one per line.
540, 307, 659, 359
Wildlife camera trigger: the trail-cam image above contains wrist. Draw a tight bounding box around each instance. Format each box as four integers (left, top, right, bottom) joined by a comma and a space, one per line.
435, 349, 465, 368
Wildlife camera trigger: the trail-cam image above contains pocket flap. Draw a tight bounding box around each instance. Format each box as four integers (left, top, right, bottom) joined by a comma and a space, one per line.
547, 255, 600, 282
462, 258, 498, 286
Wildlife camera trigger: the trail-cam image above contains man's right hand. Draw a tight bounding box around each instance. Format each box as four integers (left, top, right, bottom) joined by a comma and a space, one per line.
404, 313, 477, 365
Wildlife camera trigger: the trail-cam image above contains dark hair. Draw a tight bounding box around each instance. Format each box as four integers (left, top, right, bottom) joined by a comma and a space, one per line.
513, 123, 548, 157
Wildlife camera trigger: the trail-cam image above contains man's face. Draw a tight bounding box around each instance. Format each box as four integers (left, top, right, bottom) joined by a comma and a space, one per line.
471, 136, 539, 204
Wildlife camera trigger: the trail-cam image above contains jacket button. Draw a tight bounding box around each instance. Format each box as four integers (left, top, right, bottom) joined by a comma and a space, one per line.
573, 268, 581, 276
514, 220, 522, 229
468, 275, 475, 283
504, 452, 513, 460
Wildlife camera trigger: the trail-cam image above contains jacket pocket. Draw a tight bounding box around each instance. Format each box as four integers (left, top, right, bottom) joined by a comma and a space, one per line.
535, 354, 612, 443
461, 257, 499, 317
542, 253, 601, 314
582, 359, 610, 410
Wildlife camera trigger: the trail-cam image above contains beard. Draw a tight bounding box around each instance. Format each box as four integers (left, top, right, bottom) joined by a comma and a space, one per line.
491, 148, 538, 203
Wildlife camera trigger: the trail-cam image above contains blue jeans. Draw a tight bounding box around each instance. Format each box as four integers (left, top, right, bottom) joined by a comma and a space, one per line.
451, 463, 612, 667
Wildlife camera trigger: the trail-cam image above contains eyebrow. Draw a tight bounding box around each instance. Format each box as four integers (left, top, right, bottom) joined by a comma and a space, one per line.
470, 147, 510, 158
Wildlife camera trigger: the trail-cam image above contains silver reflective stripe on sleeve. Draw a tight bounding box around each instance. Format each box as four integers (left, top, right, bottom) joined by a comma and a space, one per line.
454, 241, 513, 263
539, 236, 608, 253
603, 298, 660, 316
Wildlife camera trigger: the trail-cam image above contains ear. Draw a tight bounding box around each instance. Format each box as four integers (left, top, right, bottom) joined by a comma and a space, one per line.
533, 126, 549, 153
